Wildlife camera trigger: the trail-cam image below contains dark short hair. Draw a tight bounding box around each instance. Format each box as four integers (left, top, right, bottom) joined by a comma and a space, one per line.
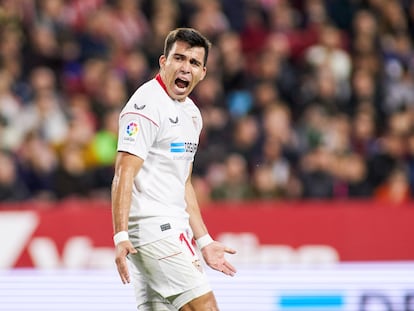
164, 28, 211, 66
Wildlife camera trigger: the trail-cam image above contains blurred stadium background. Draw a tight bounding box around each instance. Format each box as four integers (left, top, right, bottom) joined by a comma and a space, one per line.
1, 0, 414, 310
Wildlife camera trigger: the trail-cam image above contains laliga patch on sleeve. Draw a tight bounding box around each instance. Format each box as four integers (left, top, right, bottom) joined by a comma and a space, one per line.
122, 121, 139, 144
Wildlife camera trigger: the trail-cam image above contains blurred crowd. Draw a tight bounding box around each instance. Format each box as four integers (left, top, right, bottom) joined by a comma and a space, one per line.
1, 0, 414, 204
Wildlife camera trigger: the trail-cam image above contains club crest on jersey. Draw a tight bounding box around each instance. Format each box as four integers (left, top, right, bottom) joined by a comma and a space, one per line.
123, 121, 138, 144
192, 259, 203, 273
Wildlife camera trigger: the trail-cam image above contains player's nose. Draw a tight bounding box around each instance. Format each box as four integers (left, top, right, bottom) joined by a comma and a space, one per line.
179, 60, 191, 73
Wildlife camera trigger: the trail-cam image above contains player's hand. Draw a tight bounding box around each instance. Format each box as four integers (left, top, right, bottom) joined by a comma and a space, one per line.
201, 241, 237, 276
114, 240, 137, 284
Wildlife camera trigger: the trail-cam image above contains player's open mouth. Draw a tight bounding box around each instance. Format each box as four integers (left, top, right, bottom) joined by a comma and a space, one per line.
175, 78, 189, 89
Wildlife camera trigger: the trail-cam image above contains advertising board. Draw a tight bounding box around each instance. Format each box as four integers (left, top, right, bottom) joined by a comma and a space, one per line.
0, 200, 413, 268
1, 264, 413, 311
1, 200, 413, 310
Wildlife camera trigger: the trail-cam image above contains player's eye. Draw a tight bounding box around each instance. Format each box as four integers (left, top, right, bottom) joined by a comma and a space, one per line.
190, 59, 202, 67
174, 54, 184, 61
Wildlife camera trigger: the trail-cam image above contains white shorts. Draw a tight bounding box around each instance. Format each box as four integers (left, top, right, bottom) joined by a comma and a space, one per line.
128, 230, 212, 310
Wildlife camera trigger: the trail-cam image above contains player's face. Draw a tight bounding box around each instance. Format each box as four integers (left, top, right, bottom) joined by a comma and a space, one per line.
159, 41, 207, 102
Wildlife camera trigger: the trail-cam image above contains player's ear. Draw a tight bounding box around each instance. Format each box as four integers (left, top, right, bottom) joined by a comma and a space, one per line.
200, 67, 207, 81
159, 55, 166, 69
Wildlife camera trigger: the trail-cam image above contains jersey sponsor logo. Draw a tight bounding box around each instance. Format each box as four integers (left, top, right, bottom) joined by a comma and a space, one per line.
160, 223, 171, 231
134, 103, 146, 110
123, 121, 139, 144
169, 116, 179, 124
170, 142, 185, 153
170, 142, 198, 153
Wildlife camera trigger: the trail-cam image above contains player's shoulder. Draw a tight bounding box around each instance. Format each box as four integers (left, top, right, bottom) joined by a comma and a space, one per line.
185, 96, 202, 116
122, 79, 165, 114
131, 79, 164, 103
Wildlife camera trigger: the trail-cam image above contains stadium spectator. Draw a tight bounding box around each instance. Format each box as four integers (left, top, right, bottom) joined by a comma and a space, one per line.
53, 142, 95, 199
227, 115, 262, 172
374, 165, 411, 204
210, 153, 254, 201
0, 149, 30, 202
17, 131, 57, 200
251, 163, 281, 200
0, 68, 22, 151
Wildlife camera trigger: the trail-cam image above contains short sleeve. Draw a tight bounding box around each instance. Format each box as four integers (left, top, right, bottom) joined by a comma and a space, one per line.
117, 110, 159, 160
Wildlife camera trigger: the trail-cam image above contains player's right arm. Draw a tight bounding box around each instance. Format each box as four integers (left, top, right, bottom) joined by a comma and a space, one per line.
111, 151, 143, 284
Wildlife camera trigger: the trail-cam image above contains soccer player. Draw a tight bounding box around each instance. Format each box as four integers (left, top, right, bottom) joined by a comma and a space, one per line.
111, 28, 237, 310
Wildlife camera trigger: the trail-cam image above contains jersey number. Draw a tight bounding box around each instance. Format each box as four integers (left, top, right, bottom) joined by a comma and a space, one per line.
179, 233, 195, 256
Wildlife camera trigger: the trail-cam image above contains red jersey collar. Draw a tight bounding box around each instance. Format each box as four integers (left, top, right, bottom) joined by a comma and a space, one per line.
155, 73, 192, 102
155, 73, 168, 95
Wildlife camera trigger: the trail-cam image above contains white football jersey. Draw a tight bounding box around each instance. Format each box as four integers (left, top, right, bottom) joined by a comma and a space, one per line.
117, 75, 203, 246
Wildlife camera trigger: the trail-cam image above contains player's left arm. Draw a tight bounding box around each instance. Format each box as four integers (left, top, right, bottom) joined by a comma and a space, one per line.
185, 163, 237, 276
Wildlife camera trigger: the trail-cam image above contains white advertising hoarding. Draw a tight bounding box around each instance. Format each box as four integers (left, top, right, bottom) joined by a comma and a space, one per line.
1, 263, 413, 311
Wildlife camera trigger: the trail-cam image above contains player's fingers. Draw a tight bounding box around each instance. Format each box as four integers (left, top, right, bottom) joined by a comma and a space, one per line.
217, 260, 237, 276
220, 266, 235, 276
128, 245, 138, 254
119, 264, 130, 284
115, 256, 130, 284
224, 247, 237, 254
223, 260, 237, 275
